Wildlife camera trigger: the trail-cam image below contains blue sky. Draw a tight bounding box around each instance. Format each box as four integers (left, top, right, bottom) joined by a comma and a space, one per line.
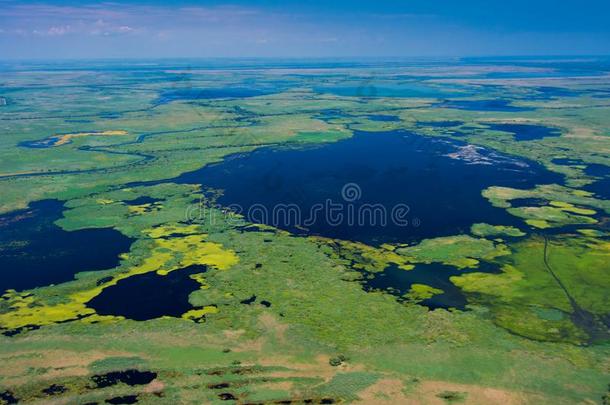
0, 0, 609, 59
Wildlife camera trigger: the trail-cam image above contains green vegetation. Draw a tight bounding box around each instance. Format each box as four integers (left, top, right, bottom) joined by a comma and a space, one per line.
396, 235, 510, 268
405, 284, 444, 303
451, 235, 610, 344
470, 223, 526, 238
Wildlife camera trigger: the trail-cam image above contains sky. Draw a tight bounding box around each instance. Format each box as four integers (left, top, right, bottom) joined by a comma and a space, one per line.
0, 0, 609, 59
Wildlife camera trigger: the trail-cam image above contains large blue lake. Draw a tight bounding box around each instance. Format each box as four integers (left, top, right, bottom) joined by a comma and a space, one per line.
174, 130, 562, 245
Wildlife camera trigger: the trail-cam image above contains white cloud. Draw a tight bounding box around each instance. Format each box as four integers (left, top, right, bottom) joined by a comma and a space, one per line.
46, 25, 72, 36
87, 19, 138, 36
0, 3, 261, 39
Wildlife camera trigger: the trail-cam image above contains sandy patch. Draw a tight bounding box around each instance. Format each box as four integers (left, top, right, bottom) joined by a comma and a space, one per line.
258, 312, 288, 342
410, 380, 531, 405
353, 378, 412, 404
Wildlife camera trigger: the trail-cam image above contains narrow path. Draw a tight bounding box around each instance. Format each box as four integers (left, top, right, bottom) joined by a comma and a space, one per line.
542, 234, 608, 343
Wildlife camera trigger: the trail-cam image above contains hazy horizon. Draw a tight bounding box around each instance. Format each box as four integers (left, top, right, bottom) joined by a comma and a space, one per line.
2, 56, 610, 65
1, 0, 609, 60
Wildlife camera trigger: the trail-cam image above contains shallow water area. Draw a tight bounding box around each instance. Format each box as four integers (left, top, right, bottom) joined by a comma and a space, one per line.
362, 263, 495, 310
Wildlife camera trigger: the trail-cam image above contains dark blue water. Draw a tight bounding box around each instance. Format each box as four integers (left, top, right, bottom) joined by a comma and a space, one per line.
486, 123, 561, 141
435, 99, 534, 112
552, 158, 583, 166
157, 88, 270, 104
582, 164, 610, 199
124, 196, 162, 205
87, 264, 207, 320
19, 137, 60, 148
584, 163, 610, 178
0, 200, 132, 293
91, 370, 157, 388
510, 198, 549, 208
106, 395, 138, 404
367, 114, 400, 122
584, 177, 610, 199
172, 130, 562, 245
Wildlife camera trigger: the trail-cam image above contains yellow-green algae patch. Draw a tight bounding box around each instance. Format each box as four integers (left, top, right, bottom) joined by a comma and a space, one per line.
127, 203, 153, 215
548, 201, 597, 215
145, 223, 204, 238
577, 228, 606, 237
0, 224, 238, 331
182, 305, 219, 322
405, 284, 444, 302
312, 237, 414, 272
526, 219, 553, 229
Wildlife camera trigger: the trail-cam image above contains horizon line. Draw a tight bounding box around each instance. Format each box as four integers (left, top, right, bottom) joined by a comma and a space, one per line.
2, 54, 610, 63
